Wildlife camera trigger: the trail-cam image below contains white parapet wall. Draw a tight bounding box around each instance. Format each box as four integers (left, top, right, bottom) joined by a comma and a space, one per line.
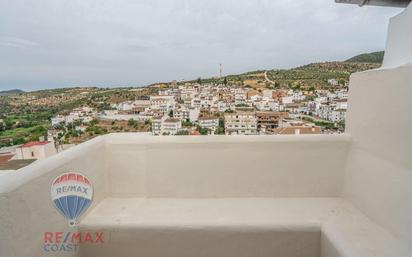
0, 137, 109, 257
105, 134, 351, 198
383, 3, 412, 68
344, 64, 412, 247
343, 2, 412, 248
0, 133, 351, 257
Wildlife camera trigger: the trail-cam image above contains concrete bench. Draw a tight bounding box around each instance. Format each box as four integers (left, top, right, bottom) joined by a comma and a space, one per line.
79, 198, 411, 257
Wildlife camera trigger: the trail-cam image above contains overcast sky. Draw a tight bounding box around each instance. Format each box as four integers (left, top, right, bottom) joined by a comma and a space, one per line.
0, 0, 401, 91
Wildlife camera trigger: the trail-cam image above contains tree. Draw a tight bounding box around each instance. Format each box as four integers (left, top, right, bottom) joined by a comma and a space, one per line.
168, 110, 174, 118
197, 77, 202, 85
218, 118, 224, 128
176, 130, 189, 136
90, 118, 99, 126
13, 137, 26, 145
223, 77, 227, 85
182, 120, 193, 127
0, 121, 5, 132
197, 125, 209, 135
128, 119, 137, 127
216, 118, 225, 135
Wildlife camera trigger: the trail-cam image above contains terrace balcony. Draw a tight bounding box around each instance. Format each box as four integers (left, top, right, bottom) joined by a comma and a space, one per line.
1, 1, 412, 257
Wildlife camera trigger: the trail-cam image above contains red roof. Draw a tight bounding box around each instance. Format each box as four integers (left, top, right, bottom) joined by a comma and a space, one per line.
21, 141, 50, 148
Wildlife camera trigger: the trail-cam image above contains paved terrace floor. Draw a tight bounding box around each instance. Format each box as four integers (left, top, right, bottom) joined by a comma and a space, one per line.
79, 198, 410, 257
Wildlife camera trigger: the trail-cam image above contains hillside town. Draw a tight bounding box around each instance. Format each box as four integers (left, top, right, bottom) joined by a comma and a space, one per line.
1, 53, 376, 171
52, 81, 347, 138
0, 80, 349, 169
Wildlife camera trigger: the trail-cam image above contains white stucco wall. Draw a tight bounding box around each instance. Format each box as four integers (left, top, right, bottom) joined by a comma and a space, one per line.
0, 137, 109, 257
343, 3, 412, 247
0, 133, 350, 257
105, 134, 350, 198
344, 64, 412, 247
382, 3, 412, 68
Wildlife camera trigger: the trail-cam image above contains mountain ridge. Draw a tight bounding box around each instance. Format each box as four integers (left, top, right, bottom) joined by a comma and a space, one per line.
345, 51, 384, 63
0, 89, 25, 96
0, 51, 384, 94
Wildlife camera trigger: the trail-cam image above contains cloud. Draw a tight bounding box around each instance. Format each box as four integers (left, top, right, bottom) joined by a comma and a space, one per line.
0, 37, 39, 49
0, 0, 402, 91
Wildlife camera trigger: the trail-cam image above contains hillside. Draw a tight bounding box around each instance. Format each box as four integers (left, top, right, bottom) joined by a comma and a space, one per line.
345, 51, 384, 63
0, 89, 25, 96
1, 51, 383, 114
264, 61, 380, 90
174, 52, 383, 90
0, 51, 383, 147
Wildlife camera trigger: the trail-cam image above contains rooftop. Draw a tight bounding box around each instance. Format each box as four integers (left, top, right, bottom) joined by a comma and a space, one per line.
0, 2, 411, 257
21, 141, 50, 148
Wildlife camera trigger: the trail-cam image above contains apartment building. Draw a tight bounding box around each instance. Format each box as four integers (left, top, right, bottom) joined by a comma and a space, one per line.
151, 117, 163, 135
173, 108, 200, 122
162, 118, 182, 135
256, 112, 289, 133
150, 95, 176, 114
198, 117, 219, 134
152, 116, 182, 135
224, 111, 257, 135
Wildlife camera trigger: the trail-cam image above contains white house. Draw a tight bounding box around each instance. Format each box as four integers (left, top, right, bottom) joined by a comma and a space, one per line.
224, 111, 258, 135
281, 96, 294, 104
174, 108, 200, 122
152, 116, 182, 135
162, 118, 182, 135
330, 109, 346, 123
335, 99, 348, 110
51, 116, 65, 126
198, 117, 219, 134
14, 141, 57, 160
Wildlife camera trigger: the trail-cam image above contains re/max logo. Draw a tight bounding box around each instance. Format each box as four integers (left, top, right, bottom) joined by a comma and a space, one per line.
55, 185, 89, 195
44, 232, 104, 243
43, 231, 104, 252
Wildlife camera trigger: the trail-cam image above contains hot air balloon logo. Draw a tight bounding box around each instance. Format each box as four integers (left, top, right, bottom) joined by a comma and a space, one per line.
51, 172, 93, 227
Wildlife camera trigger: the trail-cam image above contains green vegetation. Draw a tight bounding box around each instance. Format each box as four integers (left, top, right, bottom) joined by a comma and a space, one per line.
216, 119, 225, 135
178, 52, 381, 91
182, 120, 193, 127
176, 130, 189, 136
265, 62, 380, 90
301, 116, 345, 131
86, 125, 107, 135
345, 51, 384, 63
0, 51, 379, 145
0, 111, 52, 147
0, 89, 25, 96
196, 125, 209, 135
128, 119, 137, 127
